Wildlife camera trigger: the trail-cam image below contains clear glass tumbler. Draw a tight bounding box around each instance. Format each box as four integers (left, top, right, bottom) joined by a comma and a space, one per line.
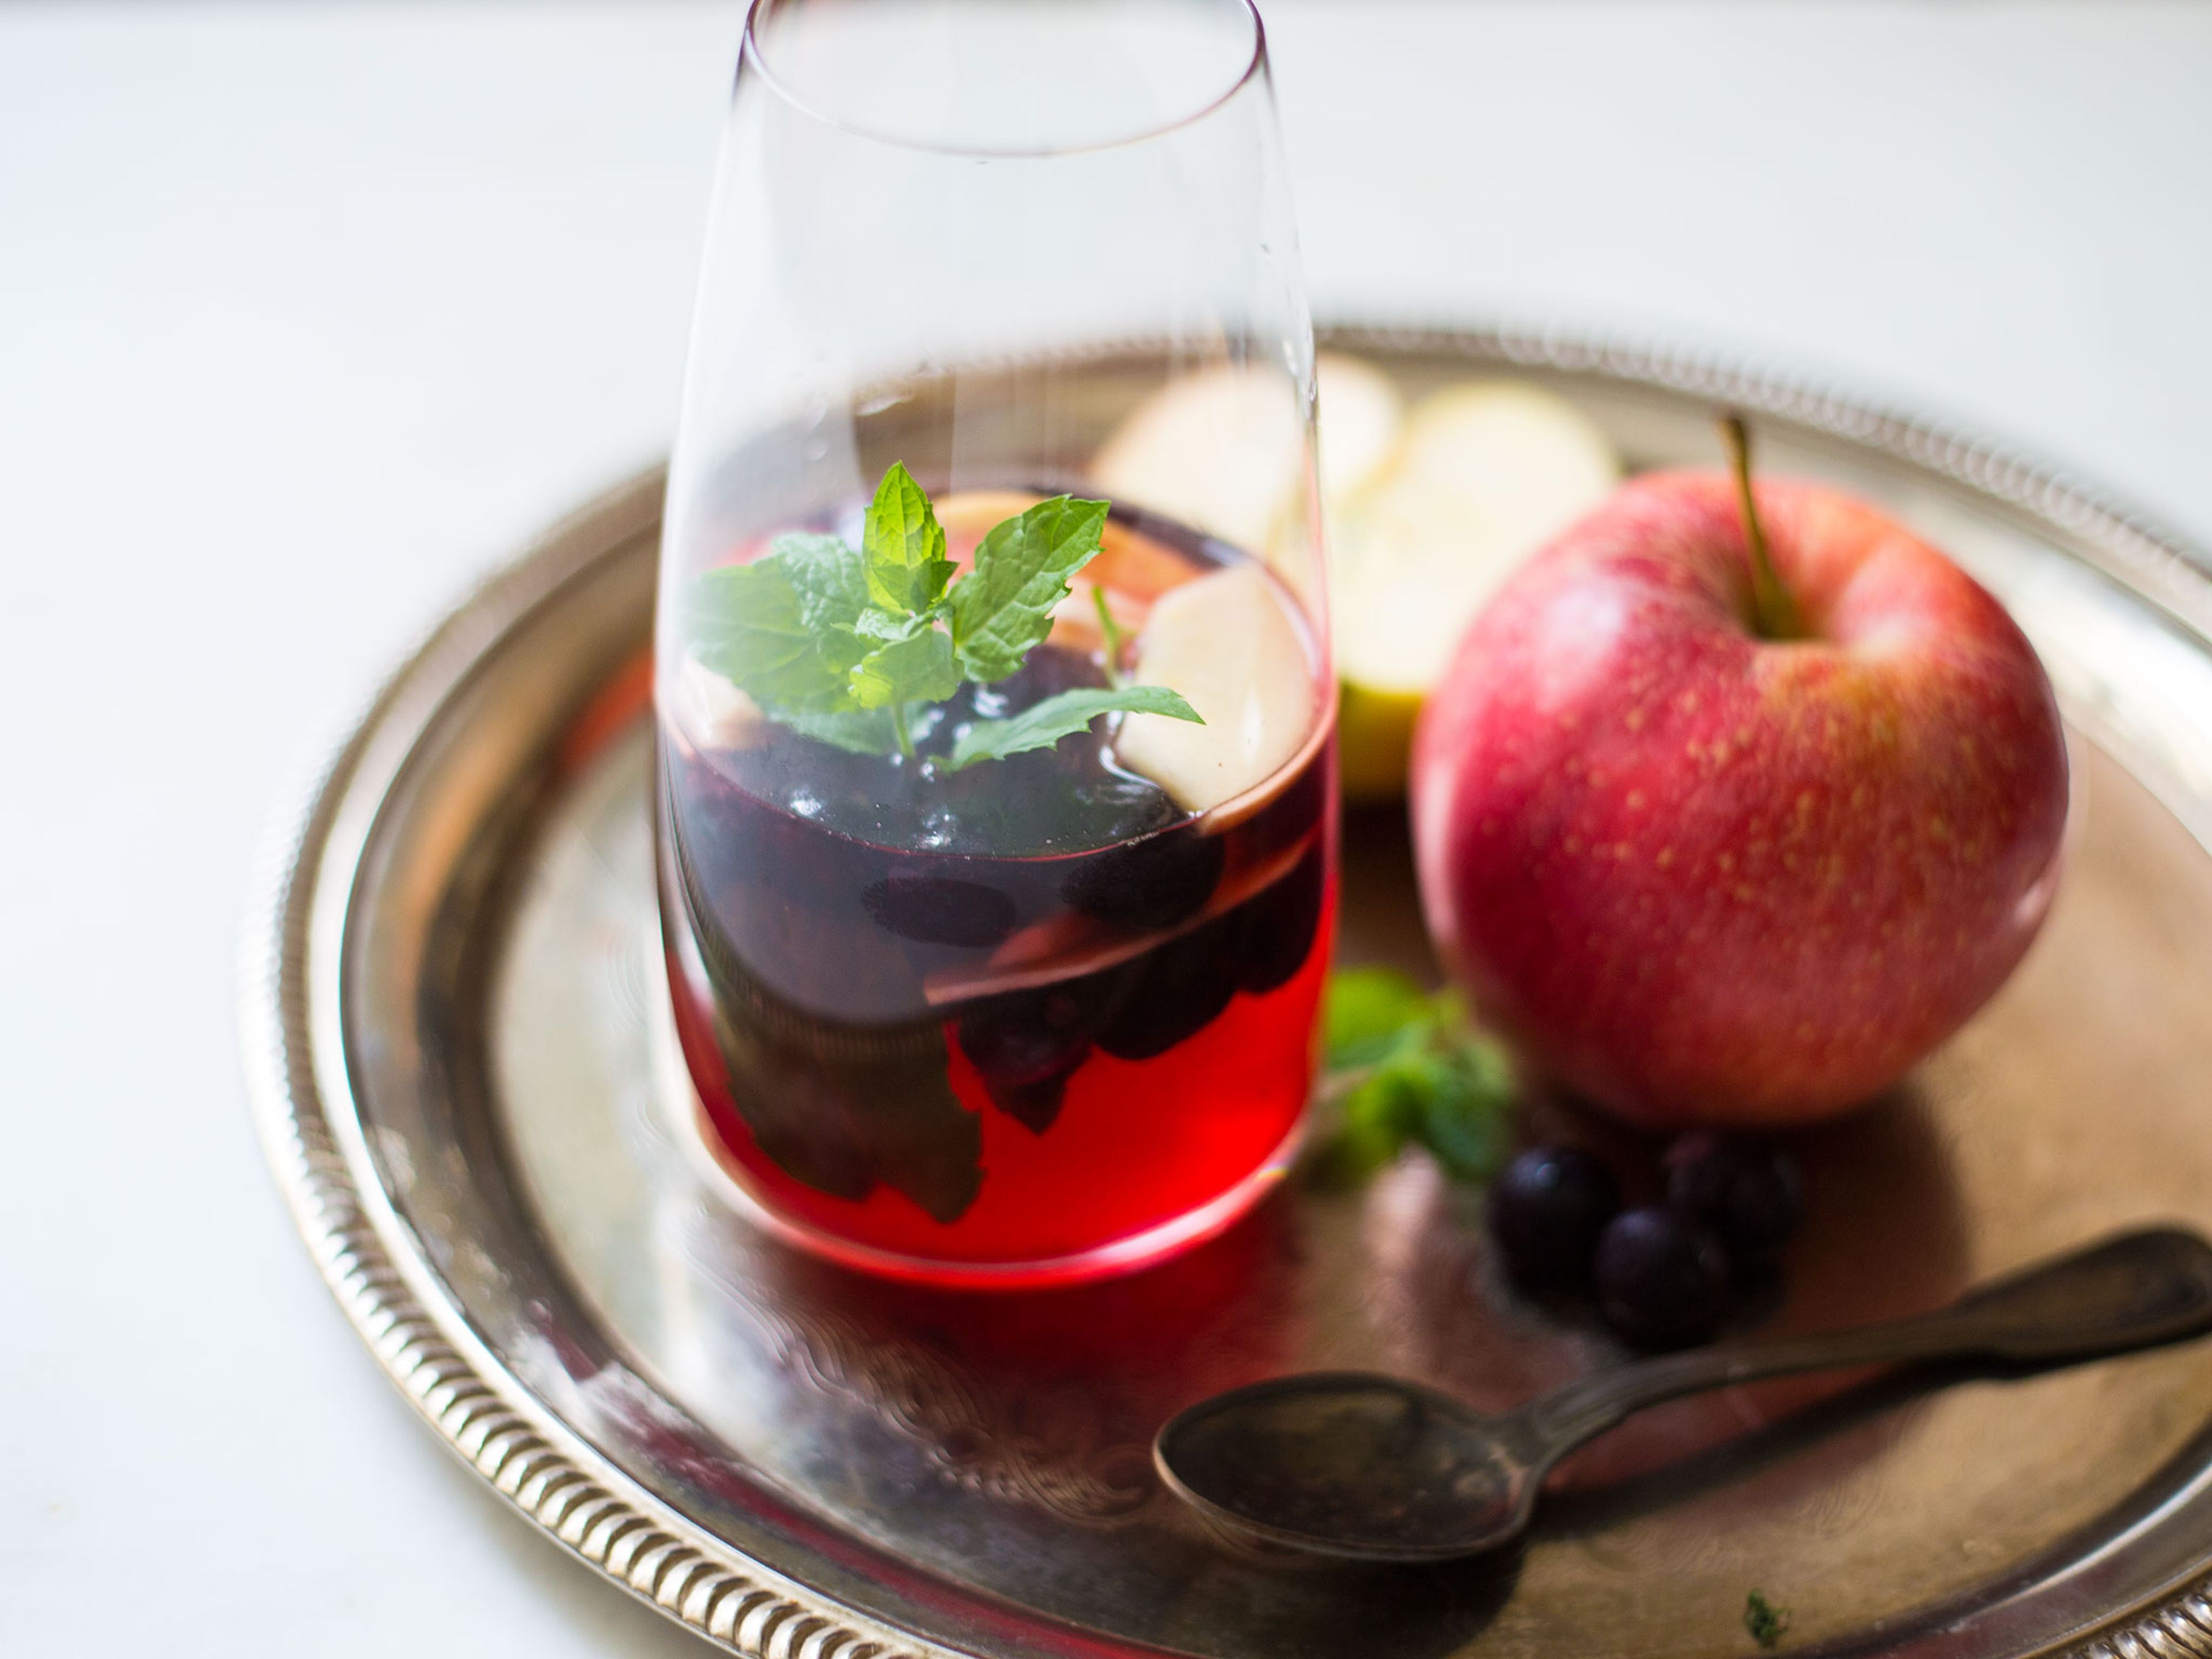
656, 0, 1334, 1286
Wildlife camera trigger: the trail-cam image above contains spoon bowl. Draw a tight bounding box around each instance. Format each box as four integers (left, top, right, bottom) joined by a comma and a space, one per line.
1156, 1372, 1535, 1560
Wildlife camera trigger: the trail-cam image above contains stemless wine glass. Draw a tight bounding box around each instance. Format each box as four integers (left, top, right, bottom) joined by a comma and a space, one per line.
656, 0, 1334, 1286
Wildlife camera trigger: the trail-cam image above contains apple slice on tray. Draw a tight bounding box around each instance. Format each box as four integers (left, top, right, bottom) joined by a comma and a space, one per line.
1092, 356, 1622, 801
1090, 353, 1405, 556
1311, 353, 1407, 517
1089, 361, 1302, 557
1331, 381, 1620, 798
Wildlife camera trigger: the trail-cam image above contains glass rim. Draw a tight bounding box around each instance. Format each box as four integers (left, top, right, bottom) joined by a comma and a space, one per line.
736, 0, 1268, 160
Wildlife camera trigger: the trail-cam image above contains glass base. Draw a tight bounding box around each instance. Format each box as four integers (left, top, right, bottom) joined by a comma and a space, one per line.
647, 969, 1303, 1290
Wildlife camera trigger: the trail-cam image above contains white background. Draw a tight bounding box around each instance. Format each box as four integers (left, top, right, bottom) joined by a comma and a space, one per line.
4, 3, 2209, 1652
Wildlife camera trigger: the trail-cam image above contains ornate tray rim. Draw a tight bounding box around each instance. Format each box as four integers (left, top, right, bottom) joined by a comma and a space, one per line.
240, 320, 2212, 1659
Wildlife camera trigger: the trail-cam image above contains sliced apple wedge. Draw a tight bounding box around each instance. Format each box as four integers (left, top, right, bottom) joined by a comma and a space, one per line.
1315, 352, 1405, 513
1090, 352, 1404, 550
1091, 364, 1302, 553
1332, 380, 1620, 796
1114, 563, 1317, 816
1336, 380, 1620, 694
1092, 361, 1616, 800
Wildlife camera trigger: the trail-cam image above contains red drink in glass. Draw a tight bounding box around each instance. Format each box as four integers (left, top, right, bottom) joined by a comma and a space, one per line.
657, 497, 1334, 1285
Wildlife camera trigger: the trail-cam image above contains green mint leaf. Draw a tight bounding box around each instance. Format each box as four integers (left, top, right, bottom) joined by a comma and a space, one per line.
1744, 1592, 1790, 1650
946, 494, 1111, 683
1324, 967, 1434, 1068
849, 626, 958, 711
777, 706, 900, 755
1311, 968, 1515, 1187
1092, 585, 1128, 687
1410, 1045, 1513, 1182
945, 684, 1198, 772
774, 531, 874, 635
854, 608, 926, 643
1399, 988, 1514, 1183
688, 478, 1152, 770
687, 539, 870, 715
862, 461, 955, 617
1342, 1059, 1429, 1151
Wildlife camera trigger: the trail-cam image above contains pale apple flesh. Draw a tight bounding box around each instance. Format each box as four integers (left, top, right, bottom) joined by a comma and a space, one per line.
1411, 472, 2070, 1127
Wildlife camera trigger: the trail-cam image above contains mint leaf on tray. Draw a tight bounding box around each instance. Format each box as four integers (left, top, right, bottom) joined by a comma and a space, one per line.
1314, 968, 1515, 1185
1325, 967, 1435, 1068
684, 464, 1200, 770
1744, 1590, 1790, 1649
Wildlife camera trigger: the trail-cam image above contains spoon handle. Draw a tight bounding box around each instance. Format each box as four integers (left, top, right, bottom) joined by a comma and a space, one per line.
1519, 1226, 2212, 1461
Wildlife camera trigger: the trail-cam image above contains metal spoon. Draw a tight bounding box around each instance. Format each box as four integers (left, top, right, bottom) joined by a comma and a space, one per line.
1155, 1226, 2212, 1562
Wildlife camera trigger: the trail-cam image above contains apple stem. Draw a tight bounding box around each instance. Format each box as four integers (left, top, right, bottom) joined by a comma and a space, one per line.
1719, 412, 1801, 641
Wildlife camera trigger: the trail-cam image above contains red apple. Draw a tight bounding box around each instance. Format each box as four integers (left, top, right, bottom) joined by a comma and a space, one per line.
1410, 468, 2069, 1127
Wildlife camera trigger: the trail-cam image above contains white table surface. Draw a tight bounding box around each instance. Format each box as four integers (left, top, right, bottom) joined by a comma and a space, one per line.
5, 3, 2210, 1652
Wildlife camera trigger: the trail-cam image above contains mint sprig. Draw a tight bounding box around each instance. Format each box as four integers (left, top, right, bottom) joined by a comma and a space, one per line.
1744, 1591, 1791, 1649
686, 463, 1201, 767
1312, 967, 1514, 1185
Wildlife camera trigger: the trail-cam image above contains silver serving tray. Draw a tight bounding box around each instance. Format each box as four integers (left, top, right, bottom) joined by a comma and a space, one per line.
243, 325, 2212, 1659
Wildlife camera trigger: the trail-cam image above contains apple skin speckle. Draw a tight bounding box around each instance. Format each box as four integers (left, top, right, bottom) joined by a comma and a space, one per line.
1410, 471, 2070, 1128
